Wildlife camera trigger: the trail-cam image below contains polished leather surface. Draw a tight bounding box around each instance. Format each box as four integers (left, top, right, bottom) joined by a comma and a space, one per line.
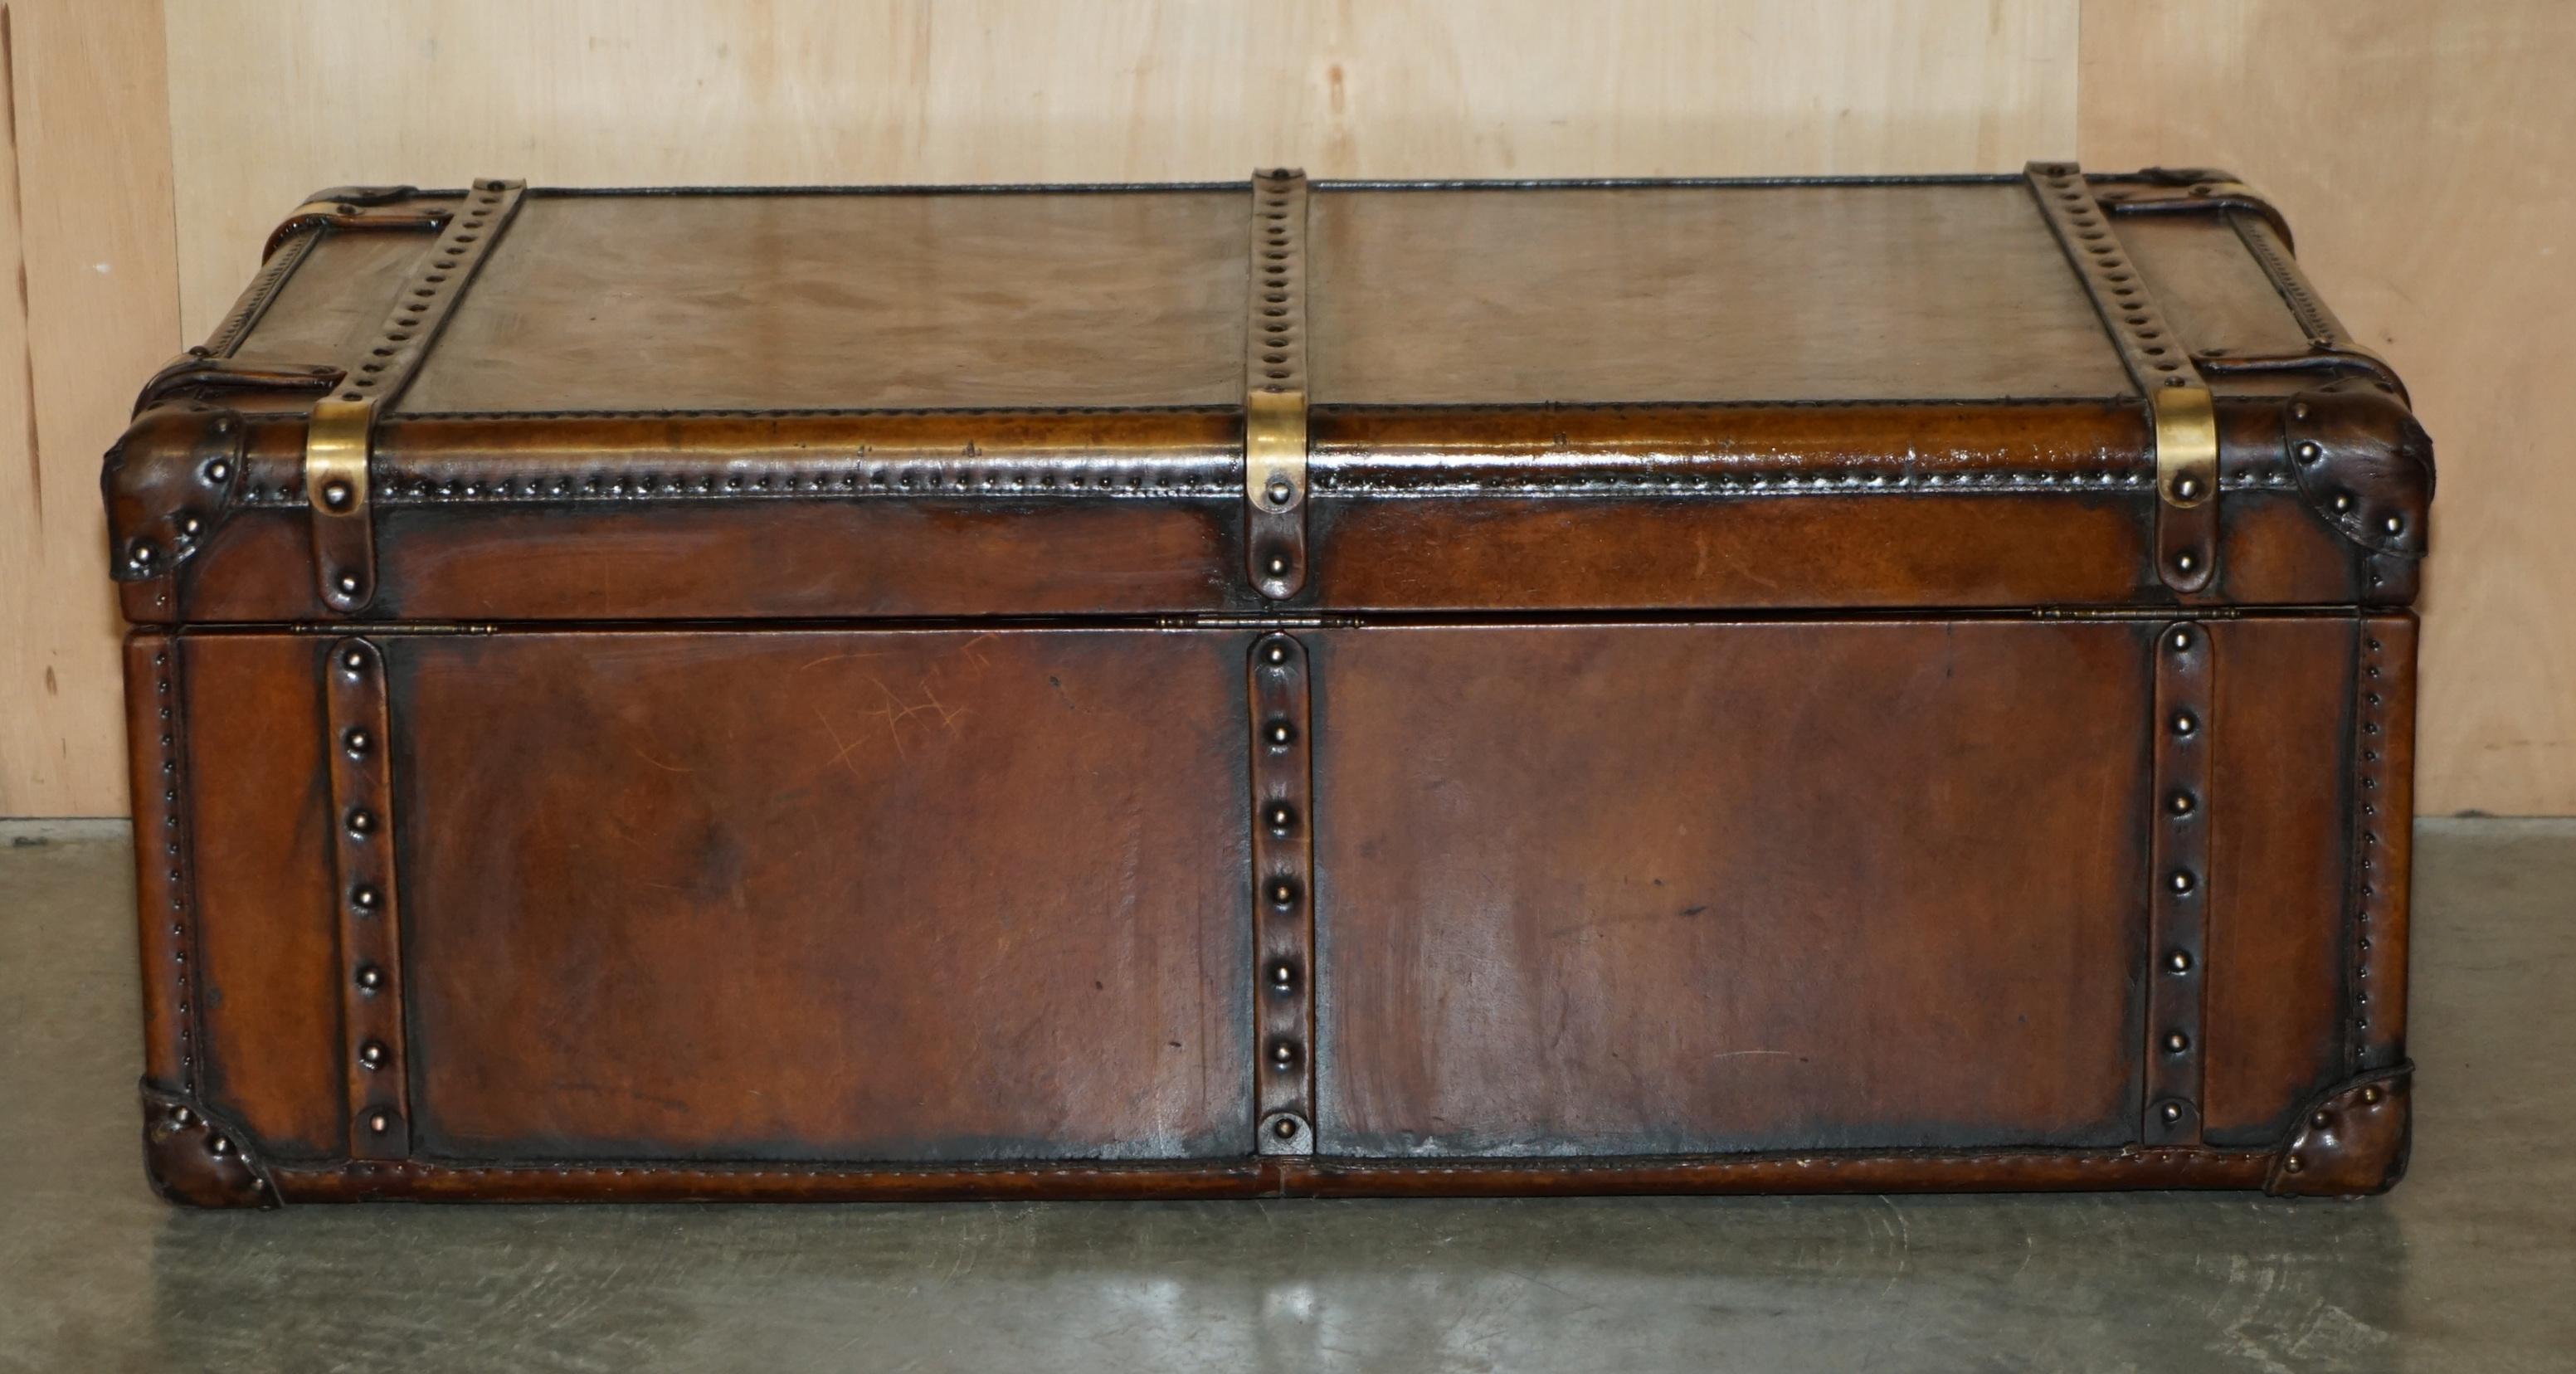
113, 173, 2427, 1203
402, 189, 1250, 412
389, 629, 1251, 1162
1307, 183, 2135, 403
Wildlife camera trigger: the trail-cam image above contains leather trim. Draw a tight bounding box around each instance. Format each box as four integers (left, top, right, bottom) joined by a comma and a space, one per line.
2348, 618, 2416, 1071
140, 1083, 280, 1209
205, 228, 323, 358
1249, 632, 1315, 1153
326, 639, 412, 1158
101, 405, 246, 583
2144, 619, 2213, 1143
124, 632, 199, 1094
254, 1146, 2280, 1204
2265, 1063, 2412, 1197
1244, 170, 1311, 599
2094, 167, 2296, 255
261, 183, 433, 261
132, 353, 343, 417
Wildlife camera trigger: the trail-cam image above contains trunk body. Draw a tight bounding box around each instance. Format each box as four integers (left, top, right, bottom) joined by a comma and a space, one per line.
109, 170, 2427, 1205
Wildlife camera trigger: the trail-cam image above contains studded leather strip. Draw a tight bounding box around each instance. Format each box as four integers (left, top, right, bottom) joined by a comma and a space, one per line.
307, 178, 526, 615
326, 638, 411, 1159
2348, 616, 2415, 1072
2025, 163, 2218, 593
1244, 169, 1311, 600
1249, 632, 1316, 1153
2144, 619, 2213, 1144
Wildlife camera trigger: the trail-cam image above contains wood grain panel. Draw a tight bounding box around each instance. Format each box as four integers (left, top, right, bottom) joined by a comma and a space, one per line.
159, 0, 2079, 340
0, 0, 178, 816
2081, 0, 2576, 814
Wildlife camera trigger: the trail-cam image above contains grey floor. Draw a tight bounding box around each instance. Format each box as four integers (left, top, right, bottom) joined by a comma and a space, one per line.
0, 820, 2569, 1374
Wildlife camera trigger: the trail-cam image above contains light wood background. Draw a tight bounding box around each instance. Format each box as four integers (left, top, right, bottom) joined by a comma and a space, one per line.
2, 1, 2567, 815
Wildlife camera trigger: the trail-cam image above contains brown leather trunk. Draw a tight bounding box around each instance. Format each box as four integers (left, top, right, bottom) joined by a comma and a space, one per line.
106, 168, 2428, 1206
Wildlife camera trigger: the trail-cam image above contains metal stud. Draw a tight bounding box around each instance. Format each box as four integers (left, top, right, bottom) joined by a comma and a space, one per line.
345, 807, 377, 838
179, 514, 203, 537
1269, 961, 1297, 992
342, 726, 373, 757
335, 571, 363, 597
2172, 709, 2199, 736
357, 1040, 387, 1069
2291, 402, 2312, 422
340, 646, 368, 675
1269, 1040, 1299, 1069
320, 479, 355, 511
1267, 721, 1294, 747
1271, 1116, 1300, 1140
2168, 791, 2196, 816
129, 540, 159, 568
2382, 514, 2403, 536
350, 884, 382, 912
207, 1134, 233, 1157
354, 963, 384, 992
2164, 1031, 2190, 1054
2331, 492, 2354, 514
170, 1105, 195, 1127
2169, 869, 2197, 894
368, 1110, 393, 1135
2174, 551, 2199, 574
1266, 803, 1296, 832
2168, 626, 2194, 652
2158, 1101, 2184, 1125
2171, 475, 2200, 502
2166, 949, 2194, 973
1269, 879, 1298, 907
2282, 1152, 2306, 1173
2295, 440, 2320, 462
1264, 642, 1291, 665
2361, 1085, 2384, 1105
1266, 477, 1294, 507
2311, 1110, 2333, 1129
203, 458, 231, 484
1265, 554, 1290, 577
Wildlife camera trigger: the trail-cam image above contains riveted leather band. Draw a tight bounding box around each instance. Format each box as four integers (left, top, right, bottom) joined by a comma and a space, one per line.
2027, 162, 2218, 593
302, 178, 526, 614
1244, 170, 1311, 600
2144, 619, 2213, 1145
1249, 632, 1317, 1153
325, 638, 413, 1160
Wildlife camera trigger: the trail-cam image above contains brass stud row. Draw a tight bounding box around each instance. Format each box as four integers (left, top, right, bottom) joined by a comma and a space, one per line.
2145, 620, 2212, 1144
1248, 632, 1315, 1154
326, 638, 411, 1159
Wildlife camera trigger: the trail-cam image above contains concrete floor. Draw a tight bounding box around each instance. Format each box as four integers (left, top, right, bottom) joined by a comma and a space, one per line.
0, 820, 2569, 1373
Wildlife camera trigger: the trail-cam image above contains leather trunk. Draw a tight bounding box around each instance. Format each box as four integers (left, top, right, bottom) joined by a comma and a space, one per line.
105, 168, 2430, 1206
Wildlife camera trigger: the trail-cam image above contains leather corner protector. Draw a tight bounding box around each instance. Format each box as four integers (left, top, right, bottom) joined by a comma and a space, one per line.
2265, 1063, 2413, 1198
103, 405, 248, 582
140, 1083, 280, 1209
2284, 385, 2433, 561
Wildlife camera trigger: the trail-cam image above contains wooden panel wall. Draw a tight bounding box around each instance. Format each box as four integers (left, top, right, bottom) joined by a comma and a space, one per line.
0, 0, 179, 817
1, 1, 2567, 814
2080, 0, 2576, 815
